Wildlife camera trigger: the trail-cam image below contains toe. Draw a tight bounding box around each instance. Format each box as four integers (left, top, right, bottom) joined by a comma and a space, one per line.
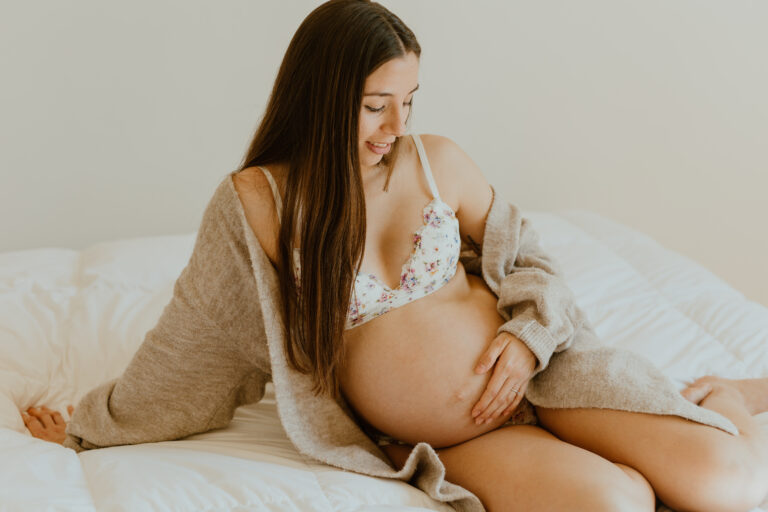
682, 383, 713, 404
693, 375, 721, 387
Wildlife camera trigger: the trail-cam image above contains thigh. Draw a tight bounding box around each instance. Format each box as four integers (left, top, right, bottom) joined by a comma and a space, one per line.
535, 406, 766, 511
431, 424, 654, 512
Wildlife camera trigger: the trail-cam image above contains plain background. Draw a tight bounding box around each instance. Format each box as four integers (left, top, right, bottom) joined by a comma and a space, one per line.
1, 0, 766, 307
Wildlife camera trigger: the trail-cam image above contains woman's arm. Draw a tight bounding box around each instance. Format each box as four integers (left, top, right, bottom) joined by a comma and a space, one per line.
430, 134, 587, 374
63, 177, 272, 452
427, 134, 590, 421
480, 187, 589, 374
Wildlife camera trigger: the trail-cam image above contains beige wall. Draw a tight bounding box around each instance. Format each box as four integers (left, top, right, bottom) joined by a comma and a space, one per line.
2, 1, 766, 307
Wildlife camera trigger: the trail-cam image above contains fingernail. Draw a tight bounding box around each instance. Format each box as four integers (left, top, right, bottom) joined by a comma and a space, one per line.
475, 365, 486, 373
475, 418, 482, 425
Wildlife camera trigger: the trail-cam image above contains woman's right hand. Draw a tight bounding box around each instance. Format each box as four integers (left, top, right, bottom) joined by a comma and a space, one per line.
21, 405, 74, 445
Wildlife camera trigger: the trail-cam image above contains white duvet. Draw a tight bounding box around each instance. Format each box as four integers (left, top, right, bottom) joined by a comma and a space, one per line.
1, 209, 767, 512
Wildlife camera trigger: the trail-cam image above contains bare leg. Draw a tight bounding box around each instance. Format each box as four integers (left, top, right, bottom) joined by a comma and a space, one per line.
536, 389, 768, 512
383, 425, 655, 512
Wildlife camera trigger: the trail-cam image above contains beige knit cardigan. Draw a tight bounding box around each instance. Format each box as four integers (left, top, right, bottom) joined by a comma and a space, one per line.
64, 172, 737, 512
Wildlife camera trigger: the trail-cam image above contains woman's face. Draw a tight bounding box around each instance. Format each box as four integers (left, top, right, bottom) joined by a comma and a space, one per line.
359, 51, 419, 174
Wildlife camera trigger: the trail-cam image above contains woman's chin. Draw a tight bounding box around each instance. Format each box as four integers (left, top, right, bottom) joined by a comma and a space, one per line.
361, 157, 384, 173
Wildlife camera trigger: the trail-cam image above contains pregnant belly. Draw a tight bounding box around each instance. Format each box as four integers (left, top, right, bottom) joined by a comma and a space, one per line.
339, 268, 521, 448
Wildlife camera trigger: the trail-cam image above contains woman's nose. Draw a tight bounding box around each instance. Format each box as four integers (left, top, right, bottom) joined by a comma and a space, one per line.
383, 106, 408, 136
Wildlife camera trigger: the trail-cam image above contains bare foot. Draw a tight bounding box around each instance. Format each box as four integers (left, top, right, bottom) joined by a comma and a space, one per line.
683, 376, 768, 415
21, 405, 74, 445
681, 382, 714, 405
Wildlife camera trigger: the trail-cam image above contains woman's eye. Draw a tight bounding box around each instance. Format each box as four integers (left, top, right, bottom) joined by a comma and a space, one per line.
365, 101, 413, 113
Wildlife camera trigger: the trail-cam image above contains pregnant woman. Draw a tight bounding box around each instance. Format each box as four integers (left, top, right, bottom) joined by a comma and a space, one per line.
23, 1, 768, 511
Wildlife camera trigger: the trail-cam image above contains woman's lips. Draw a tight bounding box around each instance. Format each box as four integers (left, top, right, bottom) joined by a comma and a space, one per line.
366, 141, 391, 155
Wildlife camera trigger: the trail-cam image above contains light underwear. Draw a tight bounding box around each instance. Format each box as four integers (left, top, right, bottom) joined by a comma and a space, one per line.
257, 133, 461, 330
346, 195, 460, 329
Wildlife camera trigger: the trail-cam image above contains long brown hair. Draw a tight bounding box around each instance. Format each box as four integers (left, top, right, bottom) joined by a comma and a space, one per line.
236, 0, 421, 400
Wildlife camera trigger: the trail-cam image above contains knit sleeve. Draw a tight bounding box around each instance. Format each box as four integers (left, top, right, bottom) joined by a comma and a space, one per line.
64, 177, 272, 452
475, 186, 589, 375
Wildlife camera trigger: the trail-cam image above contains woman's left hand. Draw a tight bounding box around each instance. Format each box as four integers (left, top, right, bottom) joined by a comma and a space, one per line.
471, 332, 537, 425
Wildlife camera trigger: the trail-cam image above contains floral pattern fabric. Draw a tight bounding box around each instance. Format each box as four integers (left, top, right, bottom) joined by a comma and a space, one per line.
345, 197, 460, 329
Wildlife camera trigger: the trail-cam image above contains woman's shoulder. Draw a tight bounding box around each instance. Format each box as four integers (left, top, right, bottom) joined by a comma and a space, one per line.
414, 133, 488, 211
231, 165, 287, 268
233, 163, 288, 197
415, 133, 474, 177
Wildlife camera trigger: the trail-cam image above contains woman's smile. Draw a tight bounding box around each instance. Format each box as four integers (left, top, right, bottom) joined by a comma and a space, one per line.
366, 141, 392, 154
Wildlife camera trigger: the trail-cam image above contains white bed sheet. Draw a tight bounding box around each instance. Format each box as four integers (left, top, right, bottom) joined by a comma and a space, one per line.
1, 209, 766, 511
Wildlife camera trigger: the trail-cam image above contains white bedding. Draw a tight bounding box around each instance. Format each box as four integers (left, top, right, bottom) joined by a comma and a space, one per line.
2, 208, 766, 512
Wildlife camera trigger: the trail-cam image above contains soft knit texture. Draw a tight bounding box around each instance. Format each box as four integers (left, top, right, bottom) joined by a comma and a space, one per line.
64, 170, 738, 512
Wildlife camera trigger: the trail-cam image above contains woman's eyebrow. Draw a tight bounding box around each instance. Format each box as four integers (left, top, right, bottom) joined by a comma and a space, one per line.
364, 84, 419, 97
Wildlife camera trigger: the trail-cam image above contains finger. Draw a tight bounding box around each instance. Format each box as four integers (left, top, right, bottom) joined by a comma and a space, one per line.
505, 387, 525, 416
24, 414, 44, 432
498, 381, 528, 418
502, 382, 529, 416
471, 366, 511, 419
27, 407, 43, 422
681, 383, 712, 404
29, 407, 55, 429
692, 376, 717, 387
484, 390, 517, 423
504, 384, 525, 415
511, 380, 530, 410
474, 346, 523, 420
501, 401, 517, 417
67, 405, 75, 415
483, 380, 523, 423
51, 411, 65, 426
474, 335, 511, 374
473, 372, 520, 423
34, 408, 56, 429
479, 379, 517, 423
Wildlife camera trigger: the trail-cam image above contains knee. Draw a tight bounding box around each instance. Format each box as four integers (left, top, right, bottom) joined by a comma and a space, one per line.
613, 464, 657, 511
667, 441, 768, 512
704, 462, 768, 512
596, 470, 655, 512
566, 465, 655, 512
588, 487, 654, 512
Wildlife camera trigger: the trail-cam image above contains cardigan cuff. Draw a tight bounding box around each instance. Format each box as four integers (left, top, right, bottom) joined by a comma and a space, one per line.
496, 317, 558, 374
62, 434, 85, 453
